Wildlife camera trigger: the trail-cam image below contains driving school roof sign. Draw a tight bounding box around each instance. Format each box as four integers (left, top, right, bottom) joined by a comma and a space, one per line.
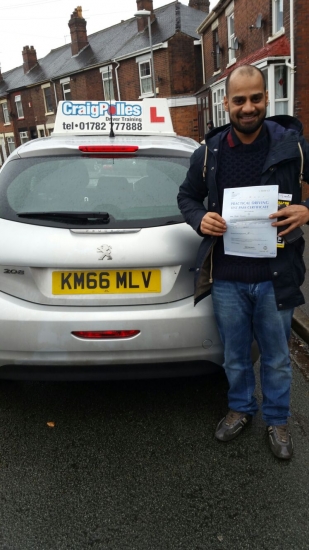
53, 98, 176, 136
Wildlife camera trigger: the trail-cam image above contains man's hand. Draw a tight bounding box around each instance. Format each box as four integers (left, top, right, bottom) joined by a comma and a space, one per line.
269, 204, 309, 236
200, 212, 227, 236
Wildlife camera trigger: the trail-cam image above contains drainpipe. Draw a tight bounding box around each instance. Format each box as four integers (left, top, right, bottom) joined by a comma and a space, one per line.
50, 79, 58, 107
112, 60, 121, 100
285, 0, 295, 116
199, 34, 206, 84
201, 37, 205, 84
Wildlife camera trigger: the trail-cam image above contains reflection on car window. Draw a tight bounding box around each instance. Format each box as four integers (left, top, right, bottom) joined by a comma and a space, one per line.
1, 156, 189, 224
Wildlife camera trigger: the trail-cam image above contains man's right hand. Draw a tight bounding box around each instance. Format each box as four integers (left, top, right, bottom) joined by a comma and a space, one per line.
200, 212, 227, 236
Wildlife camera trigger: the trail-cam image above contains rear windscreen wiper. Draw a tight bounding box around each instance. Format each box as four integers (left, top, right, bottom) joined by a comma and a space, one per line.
17, 211, 110, 223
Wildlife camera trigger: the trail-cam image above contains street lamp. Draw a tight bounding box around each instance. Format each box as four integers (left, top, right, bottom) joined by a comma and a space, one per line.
134, 9, 156, 98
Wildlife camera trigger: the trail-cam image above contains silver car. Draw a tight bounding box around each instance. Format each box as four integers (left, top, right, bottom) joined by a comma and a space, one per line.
0, 100, 224, 379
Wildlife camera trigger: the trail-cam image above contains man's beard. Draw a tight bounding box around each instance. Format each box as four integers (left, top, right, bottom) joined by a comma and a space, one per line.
232, 113, 266, 135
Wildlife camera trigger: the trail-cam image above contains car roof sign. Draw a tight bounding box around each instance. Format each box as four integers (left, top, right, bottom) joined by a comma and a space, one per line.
52, 98, 176, 137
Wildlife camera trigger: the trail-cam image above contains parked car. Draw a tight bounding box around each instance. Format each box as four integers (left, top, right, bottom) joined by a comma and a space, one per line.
0, 99, 224, 379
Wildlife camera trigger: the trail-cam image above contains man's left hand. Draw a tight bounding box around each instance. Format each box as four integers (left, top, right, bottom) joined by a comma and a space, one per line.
269, 204, 309, 236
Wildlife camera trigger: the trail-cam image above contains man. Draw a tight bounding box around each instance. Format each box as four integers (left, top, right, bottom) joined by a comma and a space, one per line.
177, 64, 309, 460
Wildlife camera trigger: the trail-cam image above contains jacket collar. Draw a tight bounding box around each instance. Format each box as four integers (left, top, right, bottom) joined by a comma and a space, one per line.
205, 115, 303, 145
205, 117, 302, 168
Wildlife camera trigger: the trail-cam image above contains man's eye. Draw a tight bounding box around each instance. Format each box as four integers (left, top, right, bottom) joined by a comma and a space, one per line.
233, 99, 244, 105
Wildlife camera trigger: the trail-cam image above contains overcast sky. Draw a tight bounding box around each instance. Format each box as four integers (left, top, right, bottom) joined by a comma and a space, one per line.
0, 0, 216, 73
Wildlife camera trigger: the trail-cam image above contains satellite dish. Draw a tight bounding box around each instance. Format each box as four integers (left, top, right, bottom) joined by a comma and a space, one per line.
255, 14, 263, 28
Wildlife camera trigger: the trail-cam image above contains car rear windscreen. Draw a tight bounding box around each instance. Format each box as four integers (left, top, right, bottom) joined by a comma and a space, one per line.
0, 156, 190, 227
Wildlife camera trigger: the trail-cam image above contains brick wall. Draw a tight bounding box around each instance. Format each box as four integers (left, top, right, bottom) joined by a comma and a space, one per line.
170, 104, 200, 141
294, 0, 309, 140
169, 33, 202, 95
203, 0, 273, 84
118, 58, 144, 100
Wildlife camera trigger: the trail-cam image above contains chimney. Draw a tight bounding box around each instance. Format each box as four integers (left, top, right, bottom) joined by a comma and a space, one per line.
188, 0, 210, 12
135, 0, 156, 33
22, 46, 38, 74
68, 6, 89, 56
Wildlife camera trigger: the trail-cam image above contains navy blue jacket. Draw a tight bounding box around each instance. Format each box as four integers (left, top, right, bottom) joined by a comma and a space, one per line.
177, 116, 309, 309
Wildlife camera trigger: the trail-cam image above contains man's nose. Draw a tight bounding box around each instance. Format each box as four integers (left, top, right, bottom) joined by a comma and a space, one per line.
242, 100, 255, 112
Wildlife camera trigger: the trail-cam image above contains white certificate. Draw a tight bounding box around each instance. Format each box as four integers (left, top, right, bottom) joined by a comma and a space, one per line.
222, 185, 278, 258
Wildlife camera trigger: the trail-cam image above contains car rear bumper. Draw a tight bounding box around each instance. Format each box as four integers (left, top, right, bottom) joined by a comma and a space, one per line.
0, 291, 224, 373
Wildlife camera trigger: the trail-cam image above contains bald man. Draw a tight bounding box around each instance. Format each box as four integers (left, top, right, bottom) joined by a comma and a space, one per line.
178, 64, 309, 460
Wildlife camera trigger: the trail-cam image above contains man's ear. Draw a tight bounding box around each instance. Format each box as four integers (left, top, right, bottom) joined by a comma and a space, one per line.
223, 96, 229, 112
266, 90, 269, 105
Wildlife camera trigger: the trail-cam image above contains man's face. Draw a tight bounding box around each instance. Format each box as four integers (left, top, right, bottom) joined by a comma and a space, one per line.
224, 71, 268, 140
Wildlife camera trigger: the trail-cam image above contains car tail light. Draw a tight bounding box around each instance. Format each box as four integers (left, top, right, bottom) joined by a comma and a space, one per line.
79, 146, 139, 153
72, 330, 140, 339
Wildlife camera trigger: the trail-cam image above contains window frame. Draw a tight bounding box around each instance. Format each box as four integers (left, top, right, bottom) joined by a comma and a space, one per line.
41, 84, 54, 114
46, 124, 54, 136
100, 66, 115, 101
272, 0, 284, 35
213, 29, 221, 71
211, 83, 228, 128
138, 59, 153, 97
1, 101, 10, 124
227, 12, 236, 65
19, 131, 29, 145
15, 95, 24, 119
262, 62, 290, 116
60, 78, 72, 101
6, 135, 15, 154
36, 124, 46, 138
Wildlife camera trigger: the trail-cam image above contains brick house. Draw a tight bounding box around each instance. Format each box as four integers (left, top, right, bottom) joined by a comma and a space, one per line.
0, 0, 210, 164
195, 0, 309, 143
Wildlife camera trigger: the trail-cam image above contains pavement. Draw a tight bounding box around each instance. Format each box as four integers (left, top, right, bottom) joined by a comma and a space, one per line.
292, 225, 309, 345
292, 307, 309, 345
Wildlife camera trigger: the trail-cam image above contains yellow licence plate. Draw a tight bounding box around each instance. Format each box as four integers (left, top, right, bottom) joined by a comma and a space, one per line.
52, 269, 161, 295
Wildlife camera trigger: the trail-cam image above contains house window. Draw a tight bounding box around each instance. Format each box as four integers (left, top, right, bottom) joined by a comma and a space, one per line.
204, 96, 210, 131
274, 65, 288, 114
36, 124, 46, 137
42, 85, 54, 113
227, 12, 236, 64
257, 62, 290, 116
2, 102, 10, 124
213, 29, 220, 71
139, 60, 153, 96
100, 66, 115, 101
212, 85, 227, 128
261, 68, 270, 117
7, 136, 15, 154
15, 95, 24, 118
273, 0, 283, 34
61, 80, 72, 101
19, 131, 29, 144
197, 95, 210, 141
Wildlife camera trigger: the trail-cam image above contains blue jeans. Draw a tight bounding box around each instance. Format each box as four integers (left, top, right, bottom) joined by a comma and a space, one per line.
211, 280, 294, 425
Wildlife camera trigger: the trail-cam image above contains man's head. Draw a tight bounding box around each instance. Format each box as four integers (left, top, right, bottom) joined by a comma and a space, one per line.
224, 65, 268, 143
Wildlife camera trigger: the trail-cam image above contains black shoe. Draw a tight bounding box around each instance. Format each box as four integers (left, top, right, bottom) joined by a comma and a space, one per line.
268, 425, 293, 460
215, 409, 252, 441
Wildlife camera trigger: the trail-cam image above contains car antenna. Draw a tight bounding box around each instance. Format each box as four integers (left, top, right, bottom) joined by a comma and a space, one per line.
108, 66, 115, 138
